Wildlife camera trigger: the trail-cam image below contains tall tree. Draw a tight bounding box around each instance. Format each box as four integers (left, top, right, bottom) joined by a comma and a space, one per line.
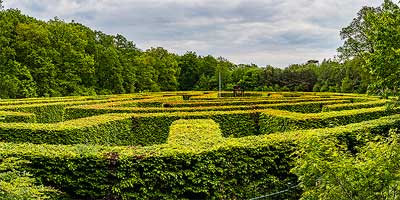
146, 47, 179, 91
337, 6, 380, 60
362, 0, 400, 95
178, 52, 201, 91
134, 53, 160, 92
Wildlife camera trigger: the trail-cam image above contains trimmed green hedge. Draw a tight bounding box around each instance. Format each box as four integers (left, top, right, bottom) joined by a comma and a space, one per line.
0, 111, 36, 123
220, 92, 263, 97
0, 96, 147, 123
260, 106, 400, 134
65, 99, 351, 121
322, 99, 388, 111
0, 115, 399, 199
0, 114, 134, 145
0, 110, 258, 145
155, 97, 359, 108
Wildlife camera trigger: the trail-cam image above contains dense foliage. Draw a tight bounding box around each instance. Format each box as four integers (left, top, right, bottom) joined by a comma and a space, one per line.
294, 129, 400, 199
0, 6, 374, 99
0, 156, 61, 199
338, 0, 400, 96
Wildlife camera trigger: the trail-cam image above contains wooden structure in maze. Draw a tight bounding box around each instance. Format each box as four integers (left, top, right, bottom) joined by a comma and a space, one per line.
233, 85, 244, 97
0, 91, 397, 199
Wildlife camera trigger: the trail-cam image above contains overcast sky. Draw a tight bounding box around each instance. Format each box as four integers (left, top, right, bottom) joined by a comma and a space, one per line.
4, 0, 383, 67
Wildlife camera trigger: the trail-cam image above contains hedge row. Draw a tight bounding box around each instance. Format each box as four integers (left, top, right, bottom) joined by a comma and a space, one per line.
0, 111, 36, 123
0, 105, 395, 146
220, 92, 263, 97
0, 96, 88, 106
65, 99, 351, 121
260, 106, 400, 134
0, 114, 135, 145
72, 96, 360, 111
116, 98, 306, 108
322, 99, 388, 111
1, 115, 399, 199
130, 111, 263, 145
0, 96, 144, 123
189, 92, 366, 100
0, 94, 145, 105
139, 97, 364, 108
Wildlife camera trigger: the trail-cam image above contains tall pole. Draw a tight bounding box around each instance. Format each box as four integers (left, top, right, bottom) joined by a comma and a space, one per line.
218, 70, 222, 98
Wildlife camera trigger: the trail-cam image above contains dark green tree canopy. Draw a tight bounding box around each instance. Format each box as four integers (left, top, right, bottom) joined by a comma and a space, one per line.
0, 4, 378, 98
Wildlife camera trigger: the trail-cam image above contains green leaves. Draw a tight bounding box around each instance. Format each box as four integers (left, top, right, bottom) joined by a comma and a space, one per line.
294, 129, 400, 199
0, 156, 62, 199
338, 1, 400, 96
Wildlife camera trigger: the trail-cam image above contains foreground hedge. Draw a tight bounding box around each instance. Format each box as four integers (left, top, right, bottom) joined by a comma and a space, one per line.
1, 115, 400, 199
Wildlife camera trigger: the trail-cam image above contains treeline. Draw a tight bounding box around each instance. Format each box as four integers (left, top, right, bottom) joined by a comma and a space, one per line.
0, 8, 371, 99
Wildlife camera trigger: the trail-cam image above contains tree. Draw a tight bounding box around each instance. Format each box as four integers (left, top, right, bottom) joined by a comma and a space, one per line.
146, 47, 179, 91
337, 6, 380, 60
362, 0, 400, 95
194, 55, 218, 90
337, 1, 400, 96
134, 53, 160, 92
47, 19, 96, 96
95, 46, 125, 94
178, 52, 201, 90
293, 130, 400, 199
238, 67, 261, 90
0, 61, 36, 98
0, 2, 384, 98
213, 57, 233, 90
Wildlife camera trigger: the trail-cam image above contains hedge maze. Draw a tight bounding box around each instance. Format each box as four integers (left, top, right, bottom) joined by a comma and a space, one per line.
0, 92, 398, 199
